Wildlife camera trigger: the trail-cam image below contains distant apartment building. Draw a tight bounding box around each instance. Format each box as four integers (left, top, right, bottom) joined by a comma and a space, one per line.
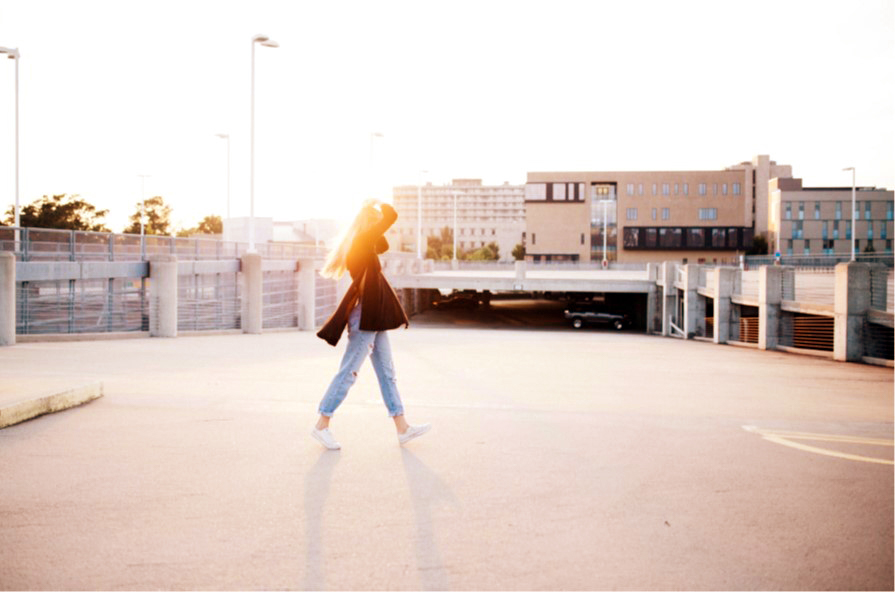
769, 178, 894, 256
390, 179, 525, 261
525, 155, 793, 264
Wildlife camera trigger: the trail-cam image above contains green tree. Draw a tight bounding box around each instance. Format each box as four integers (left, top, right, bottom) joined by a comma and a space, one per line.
426, 226, 455, 260
2, 194, 110, 231
746, 234, 769, 255
177, 215, 222, 237
512, 243, 525, 260
468, 241, 499, 261
123, 196, 172, 235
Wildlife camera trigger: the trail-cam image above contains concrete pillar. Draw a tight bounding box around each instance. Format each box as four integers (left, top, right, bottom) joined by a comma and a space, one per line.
241, 252, 263, 334
713, 267, 735, 344
834, 262, 870, 362
402, 288, 415, 316
297, 258, 317, 331
646, 285, 659, 334
661, 261, 676, 336
149, 255, 178, 338
758, 265, 783, 350
514, 260, 525, 290
0, 252, 15, 346
682, 264, 699, 339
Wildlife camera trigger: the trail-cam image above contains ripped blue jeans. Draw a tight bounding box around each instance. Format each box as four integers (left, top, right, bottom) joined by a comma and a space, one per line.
318, 304, 405, 417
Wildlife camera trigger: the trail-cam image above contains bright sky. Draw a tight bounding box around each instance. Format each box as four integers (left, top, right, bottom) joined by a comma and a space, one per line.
0, 0, 892, 232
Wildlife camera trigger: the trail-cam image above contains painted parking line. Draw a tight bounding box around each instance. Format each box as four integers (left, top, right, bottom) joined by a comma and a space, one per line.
742, 425, 895, 466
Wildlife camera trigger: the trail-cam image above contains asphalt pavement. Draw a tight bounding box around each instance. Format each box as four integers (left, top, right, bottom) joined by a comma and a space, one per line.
0, 302, 892, 590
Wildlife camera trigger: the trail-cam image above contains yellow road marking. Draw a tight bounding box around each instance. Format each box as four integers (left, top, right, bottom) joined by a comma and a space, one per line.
742, 425, 895, 466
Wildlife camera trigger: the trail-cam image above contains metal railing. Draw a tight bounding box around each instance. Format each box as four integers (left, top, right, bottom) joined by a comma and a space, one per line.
745, 253, 894, 269
262, 270, 298, 329
17, 278, 147, 334
0, 226, 326, 262
178, 272, 241, 332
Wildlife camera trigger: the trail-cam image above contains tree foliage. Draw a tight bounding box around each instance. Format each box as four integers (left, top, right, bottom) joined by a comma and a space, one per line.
426, 226, 455, 260
177, 215, 222, 237
746, 234, 769, 255
2, 194, 110, 231
467, 242, 499, 261
512, 243, 525, 260
123, 196, 172, 235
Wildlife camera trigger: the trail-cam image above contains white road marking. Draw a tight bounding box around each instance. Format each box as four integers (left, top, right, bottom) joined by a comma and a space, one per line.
742, 425, 894, 465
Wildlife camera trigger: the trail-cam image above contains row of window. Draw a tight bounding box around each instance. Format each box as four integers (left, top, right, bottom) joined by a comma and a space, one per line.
791, 220, 888, 240
784, 200, 894, 221
624, 207, 719, 221
625, 182, 741, 198
783, 239, 893, 255
622, 226, 752, 250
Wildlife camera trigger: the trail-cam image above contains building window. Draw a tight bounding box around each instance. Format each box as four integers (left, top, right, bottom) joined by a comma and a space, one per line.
674, 183, 679, 195
525, 184, 547, 201
623, 227, 639, 248
868, 221, 874, 240
638, 183, 644, 196
652, 183, 658, 196
814, 202, 821, 220
581, 233, 585, 245
626, 208, 638, 220
688, 228, 705, 247
662, 183, 670, 196
833, 221, 840, 240
683, 183, 689, 196
846, 221, 851, 240
733, 183, 741, 195
822, 221, 828, 240
553, 183, 566, 201
698, 208, 718, 220
531, 233, 536, 245
854, 201, 860, 219
886, 239, 892, 253
887, 201, 893, 220
698, 183, 706, 196
626, 183, 634, 196
835, 201, 842, 220
662, 208, 670, 220
722, 183, 728, 196
882, 224, 887, 240
651, 208, 657, 220
792, 220, 803, 239
823, 239, 835, 254
785, 203, 792, 220
804, 239, 811, 255
645, 228, 658, 247
712, 228, 726, 247
787, 239, 793, 256
659, 227, 682, 247
865, 201, 872, 220
798, 202, 804, 220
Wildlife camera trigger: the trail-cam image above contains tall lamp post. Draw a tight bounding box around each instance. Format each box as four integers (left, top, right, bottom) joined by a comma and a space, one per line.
215, 133, 231, 220
843, 167, 856, 261
250, 34, 278, 252
0, 47, 19, 231
417, 170, 427, 258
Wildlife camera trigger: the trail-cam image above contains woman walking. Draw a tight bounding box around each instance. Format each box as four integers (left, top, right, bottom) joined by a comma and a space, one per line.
313, 200, 430, 450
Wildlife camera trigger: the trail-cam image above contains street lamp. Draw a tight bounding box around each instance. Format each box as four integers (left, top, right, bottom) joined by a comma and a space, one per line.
417, 170, 428, 258
250, 34, 278, 252
452, 188, 459, 263
843, 167, 856, 261
0, 47, 19, 230
215, 133, 231, 220
595, 198, 615, 268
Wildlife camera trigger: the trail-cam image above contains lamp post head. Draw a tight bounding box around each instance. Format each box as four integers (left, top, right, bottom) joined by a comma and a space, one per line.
0, 47, 19, 59
215, 133, 229, 140
842, 167, 855, 172
253, 35, 279, 48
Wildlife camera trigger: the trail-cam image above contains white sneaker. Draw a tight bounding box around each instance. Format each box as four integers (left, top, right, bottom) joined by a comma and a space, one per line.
398, 423, 431, 445
311, 427, 341, 450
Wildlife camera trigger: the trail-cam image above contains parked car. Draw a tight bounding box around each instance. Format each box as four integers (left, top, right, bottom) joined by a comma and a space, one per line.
432, 291, 481, 310
564, 306, 629, 330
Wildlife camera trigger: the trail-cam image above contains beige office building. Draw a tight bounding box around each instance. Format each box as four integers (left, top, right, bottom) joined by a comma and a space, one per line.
390, 179, 525, 261
769, 178, 894, 256
525, 155, 793, 264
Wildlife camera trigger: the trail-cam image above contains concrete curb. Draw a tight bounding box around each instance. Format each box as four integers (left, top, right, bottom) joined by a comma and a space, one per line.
0, 382, 103, 429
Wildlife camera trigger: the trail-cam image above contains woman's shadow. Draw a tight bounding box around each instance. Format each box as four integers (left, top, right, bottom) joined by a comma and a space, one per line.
401, 448, 456, 591
302, 451, 340, 591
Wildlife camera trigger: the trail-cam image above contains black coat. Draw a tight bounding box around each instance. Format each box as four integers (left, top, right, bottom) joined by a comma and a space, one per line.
317, 204, 409, 346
